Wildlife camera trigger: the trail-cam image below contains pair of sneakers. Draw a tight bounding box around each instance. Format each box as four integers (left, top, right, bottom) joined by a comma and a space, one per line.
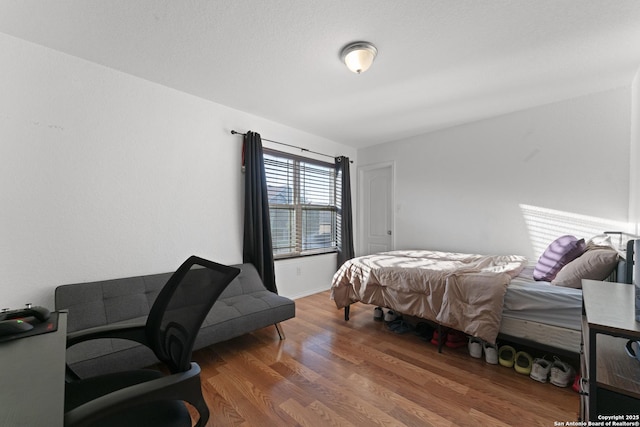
373, 307, 401, 323
432, 329, 466, 348
468, 337, 498, 364
530, 356, 575, 387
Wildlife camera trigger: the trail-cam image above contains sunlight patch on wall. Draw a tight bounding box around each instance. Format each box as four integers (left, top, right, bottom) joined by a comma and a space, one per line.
520, 204, 630, 258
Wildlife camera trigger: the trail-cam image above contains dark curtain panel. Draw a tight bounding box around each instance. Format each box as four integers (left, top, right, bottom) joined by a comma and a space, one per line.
336, 156, 355, 269
243, 131, 278, 293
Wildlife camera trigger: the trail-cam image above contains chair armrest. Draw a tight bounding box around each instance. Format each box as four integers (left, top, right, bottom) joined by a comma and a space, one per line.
64, 362, 207, 427
66, 322, 148, 349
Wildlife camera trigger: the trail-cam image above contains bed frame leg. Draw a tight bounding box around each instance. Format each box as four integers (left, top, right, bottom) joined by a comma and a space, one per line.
344, 305, 350, 321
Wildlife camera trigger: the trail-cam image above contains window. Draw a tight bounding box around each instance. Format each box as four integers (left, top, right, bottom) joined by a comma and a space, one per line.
264, 148, 340, 259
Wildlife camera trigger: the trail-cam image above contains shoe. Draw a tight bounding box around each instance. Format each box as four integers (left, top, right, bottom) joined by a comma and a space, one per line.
498, 345, 516, 368
384, 310, 398, 322
514, 351, 533, 375
468, 337, 483, 358
573, 374, 588, 394
430, 329, 447, 346
430, 330, 440, 346
550, 357, 576, 387
483, 342, 498, 364
530, 357, 551, 383
387, 319, 412, 334
414, 322, 434, 341
373, 307, 384, 321
386, 318, 403, 331
572, 373, 581, 393
445, 330, 467, 348
625, 340, 640, 362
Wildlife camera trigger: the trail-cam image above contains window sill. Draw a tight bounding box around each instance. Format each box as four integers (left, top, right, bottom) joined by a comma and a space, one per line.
274, 250, 337, 261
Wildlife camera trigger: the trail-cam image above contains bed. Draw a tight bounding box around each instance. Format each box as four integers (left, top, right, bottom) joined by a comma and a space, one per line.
499, 265, 587, 355
498, 239, 634, 355
331, 250, 527, 345
331, 235, 634, 356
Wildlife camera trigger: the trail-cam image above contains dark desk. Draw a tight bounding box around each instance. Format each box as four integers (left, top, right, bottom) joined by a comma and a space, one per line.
0, 311, 67, 427
582, 280, 640, 420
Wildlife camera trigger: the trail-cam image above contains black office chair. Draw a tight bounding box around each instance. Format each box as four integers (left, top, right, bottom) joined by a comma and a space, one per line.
63, 256, 240, 427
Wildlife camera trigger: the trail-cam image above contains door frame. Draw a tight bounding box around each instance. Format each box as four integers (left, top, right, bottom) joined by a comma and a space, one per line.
357, 161, 395, 256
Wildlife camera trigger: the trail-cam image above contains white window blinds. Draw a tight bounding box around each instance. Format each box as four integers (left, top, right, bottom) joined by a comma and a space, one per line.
263, 149, 338, 258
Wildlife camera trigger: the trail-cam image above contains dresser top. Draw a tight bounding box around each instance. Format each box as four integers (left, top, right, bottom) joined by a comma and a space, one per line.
582, 279, 640, 337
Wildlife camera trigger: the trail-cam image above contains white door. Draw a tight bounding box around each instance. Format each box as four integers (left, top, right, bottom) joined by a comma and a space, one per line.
359, 163, 394, 255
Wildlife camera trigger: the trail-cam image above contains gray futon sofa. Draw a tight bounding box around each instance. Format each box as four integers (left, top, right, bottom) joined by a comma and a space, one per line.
55, 262, 295, 377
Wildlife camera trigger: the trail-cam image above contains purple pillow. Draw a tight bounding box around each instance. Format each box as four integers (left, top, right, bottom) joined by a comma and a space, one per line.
533, 235, 586, 282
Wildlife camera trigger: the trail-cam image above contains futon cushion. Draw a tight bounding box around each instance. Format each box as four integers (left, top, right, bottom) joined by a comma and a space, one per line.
533, 235, 586, 282
552, 248, 619, 289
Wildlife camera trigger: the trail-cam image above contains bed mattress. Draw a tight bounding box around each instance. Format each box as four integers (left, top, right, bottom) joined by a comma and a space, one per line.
502, 265, 582, 331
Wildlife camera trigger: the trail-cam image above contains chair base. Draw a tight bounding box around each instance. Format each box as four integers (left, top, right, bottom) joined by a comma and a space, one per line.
65, 369, 193, 427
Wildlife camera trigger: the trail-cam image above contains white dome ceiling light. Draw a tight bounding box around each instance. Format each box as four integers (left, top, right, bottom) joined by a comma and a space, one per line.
340, 42, 378, 74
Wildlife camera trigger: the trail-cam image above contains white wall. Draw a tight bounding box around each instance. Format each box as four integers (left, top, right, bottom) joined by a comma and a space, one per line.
0, 33, 355, 309
358, 88, 632, 261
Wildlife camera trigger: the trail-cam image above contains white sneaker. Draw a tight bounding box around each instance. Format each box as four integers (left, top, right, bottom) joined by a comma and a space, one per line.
468, 337, 482, 358
384, 310, 398, 322
550, 358, 575, 387
373, 307, 384, 321
530, 358, 551, 383
625, 340, 640, 362
483, 342, 498, 364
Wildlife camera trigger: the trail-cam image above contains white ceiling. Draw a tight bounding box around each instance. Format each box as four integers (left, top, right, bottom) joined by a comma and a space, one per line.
1, 0, 640, 148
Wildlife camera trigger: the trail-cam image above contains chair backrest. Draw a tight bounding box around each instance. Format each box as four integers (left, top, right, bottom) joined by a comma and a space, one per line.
146, 256, 240, 373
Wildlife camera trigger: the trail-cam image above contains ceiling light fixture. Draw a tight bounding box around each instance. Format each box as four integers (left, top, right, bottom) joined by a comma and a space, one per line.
340, 41, 377, 74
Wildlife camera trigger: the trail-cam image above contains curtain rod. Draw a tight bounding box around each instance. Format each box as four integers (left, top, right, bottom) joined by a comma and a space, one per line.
231, 130, 352, 163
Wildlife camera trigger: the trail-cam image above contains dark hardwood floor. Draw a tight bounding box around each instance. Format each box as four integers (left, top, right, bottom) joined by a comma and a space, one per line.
190, 290, 579, 426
